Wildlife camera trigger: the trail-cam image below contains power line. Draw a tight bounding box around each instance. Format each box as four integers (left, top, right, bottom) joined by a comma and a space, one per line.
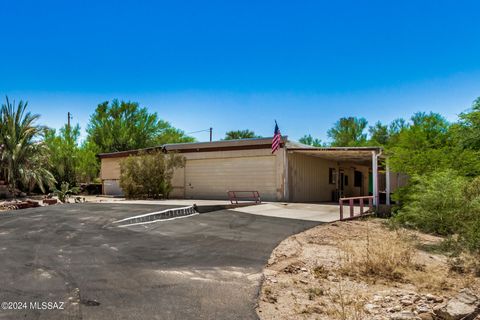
187, 127, 213, 142
186, 129, 210, 134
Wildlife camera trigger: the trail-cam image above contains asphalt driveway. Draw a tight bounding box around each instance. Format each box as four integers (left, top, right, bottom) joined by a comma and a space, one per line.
0, 203, 320, 320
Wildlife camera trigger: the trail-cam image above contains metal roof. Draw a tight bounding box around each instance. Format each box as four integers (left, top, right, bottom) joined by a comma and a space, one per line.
98, 136, 383, 161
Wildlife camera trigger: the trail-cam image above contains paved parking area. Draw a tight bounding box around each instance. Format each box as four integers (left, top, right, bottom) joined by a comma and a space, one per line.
0, 203, 320, 320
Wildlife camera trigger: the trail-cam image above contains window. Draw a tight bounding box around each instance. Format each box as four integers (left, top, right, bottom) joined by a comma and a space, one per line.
329, 168, 337, 184
354, 170, 362, 187
344, 175, 348, 186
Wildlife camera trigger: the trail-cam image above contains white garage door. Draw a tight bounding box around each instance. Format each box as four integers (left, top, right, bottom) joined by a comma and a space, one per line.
185, 156, 277, 201
103, 179, 123, 196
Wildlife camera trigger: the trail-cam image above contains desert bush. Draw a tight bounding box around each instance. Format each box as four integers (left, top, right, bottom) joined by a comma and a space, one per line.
394, 170, 480, 254
339, 225, 415, 280
394, 170, 467, 235
119, 151, 185, 199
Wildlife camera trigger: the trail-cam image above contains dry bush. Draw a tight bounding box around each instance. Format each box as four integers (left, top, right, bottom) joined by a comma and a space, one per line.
325, 278, 367, 320
449, 252, 480, 276
339, 223, 416, 281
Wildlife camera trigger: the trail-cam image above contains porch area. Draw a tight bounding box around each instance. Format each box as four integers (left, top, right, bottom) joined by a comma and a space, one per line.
285, 147, 396, 207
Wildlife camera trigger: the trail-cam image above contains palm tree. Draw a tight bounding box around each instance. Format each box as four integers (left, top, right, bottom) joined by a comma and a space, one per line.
224, 129, 259, 140
0, 97, 55, 196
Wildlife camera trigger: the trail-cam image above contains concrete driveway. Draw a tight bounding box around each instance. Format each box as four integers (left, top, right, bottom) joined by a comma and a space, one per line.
0, 203, 320, 320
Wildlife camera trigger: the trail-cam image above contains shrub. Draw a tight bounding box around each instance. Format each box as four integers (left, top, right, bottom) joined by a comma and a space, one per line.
119, 151, 185, 199
394, 170, 480, 254
394, 170, 467, 235
54, 182, 80, 203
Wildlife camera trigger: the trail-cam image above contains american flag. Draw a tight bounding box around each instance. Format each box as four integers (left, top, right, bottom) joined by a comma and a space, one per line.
272, 121, 282, 153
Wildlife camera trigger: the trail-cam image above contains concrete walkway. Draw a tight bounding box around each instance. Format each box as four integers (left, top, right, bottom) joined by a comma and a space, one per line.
231, 202, 342, 222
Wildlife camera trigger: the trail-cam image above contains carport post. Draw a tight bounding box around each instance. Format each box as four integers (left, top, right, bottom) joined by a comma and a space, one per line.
372, 151, 379, 207
386, 160, 391, 205
283, 147, 289, 201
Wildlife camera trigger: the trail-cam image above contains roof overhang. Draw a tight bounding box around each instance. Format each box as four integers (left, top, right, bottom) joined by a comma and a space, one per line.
98, 136, 287, 159
287, 147, 384, 166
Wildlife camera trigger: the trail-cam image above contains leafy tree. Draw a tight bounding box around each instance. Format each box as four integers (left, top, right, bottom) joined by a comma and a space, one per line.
299, 134, 323, 147
45, 124, 100, 185
224, 129, 259, 140
20, 143, 56, 194
155, 127, 195, 145
368, 122, 389, 145
0, 97, 55, 194
77, 141, 100, 183
120, 151, 185, 199
387, 112, 454, 177
366, 119, 408, 146
327, 117, 368, 146
451, 97, 480, 150
87, 99, 194, 153
44, 124, 80, 186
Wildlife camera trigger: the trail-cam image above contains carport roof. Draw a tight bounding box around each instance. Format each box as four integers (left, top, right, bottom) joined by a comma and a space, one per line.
287, 146, 383, 166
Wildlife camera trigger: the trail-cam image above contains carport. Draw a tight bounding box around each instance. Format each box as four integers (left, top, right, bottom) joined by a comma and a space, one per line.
285, 147, 389, 206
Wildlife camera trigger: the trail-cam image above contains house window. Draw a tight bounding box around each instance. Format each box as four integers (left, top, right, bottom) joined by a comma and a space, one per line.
329, 168, 337, 184
344, 175, 348, 186
354, 170, 362, 187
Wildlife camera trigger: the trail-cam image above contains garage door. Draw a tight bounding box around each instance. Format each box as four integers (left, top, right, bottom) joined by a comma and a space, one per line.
185, 156, 277, 201
103, 179, 123, 196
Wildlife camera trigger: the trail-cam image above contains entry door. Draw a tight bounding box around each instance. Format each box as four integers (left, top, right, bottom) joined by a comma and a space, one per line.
339, 170, 345, 198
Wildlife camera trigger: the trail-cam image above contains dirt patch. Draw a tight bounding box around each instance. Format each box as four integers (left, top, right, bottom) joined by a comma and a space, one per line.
256, 219, 480, 320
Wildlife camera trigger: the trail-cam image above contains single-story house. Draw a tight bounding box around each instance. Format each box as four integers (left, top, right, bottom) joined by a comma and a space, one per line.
98, 137, 405, 205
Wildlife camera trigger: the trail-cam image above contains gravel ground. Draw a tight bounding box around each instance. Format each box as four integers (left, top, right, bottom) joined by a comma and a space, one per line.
256, 219, 480, 320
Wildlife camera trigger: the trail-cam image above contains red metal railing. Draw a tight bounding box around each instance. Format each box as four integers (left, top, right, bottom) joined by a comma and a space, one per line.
339, 196, 373, 220
227, 191, 261, 205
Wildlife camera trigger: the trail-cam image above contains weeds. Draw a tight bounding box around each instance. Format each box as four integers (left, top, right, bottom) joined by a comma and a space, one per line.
325, 277, 366, 320
339, 221, 415, 281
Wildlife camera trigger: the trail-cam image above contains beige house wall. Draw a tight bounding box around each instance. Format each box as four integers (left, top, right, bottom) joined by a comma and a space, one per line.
100, 157, 122, 180
100, 148, 286, 201
288, 153, 337, 202
100, 147, 396, 202
287, 153, 371, 202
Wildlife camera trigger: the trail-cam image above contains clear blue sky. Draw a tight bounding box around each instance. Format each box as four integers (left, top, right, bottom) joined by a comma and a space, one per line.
1, 0, 480, 142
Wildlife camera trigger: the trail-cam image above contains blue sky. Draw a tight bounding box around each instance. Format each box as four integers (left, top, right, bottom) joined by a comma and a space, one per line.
1, 0, 480, 142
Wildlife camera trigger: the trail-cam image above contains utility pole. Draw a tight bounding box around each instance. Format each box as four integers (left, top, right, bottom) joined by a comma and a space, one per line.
209, 127, 213, 142
67, 112, 72, 129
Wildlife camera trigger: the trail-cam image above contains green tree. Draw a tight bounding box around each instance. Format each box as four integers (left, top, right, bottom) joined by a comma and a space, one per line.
327, 117, 368, 146
44, 124, 80, 186
77, 141, 100, 183
299, 134, 323, 147
387, 112, 454, 177
451, 97, 480, 150
87, 99, 193, 153
0, 97, 55, 194
368, 122, 389, 145
224, 129, 259, 140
